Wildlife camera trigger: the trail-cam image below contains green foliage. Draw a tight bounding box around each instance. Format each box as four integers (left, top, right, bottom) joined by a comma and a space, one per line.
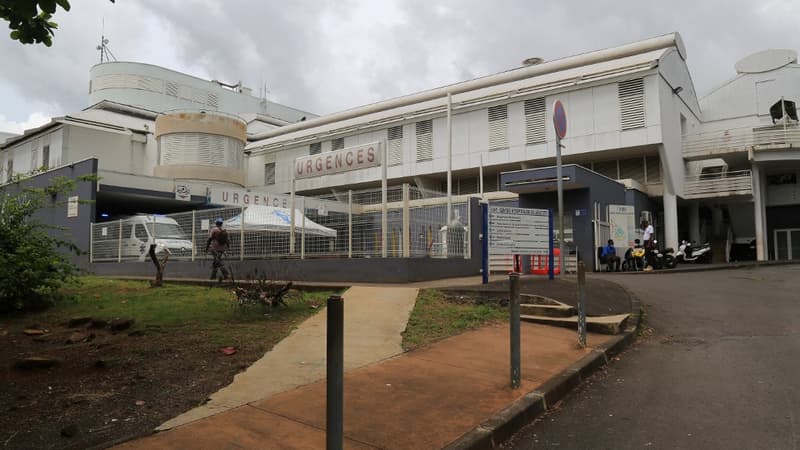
1, 0, 71, 46
0, 174, 94, 312
402, 289, 506, 351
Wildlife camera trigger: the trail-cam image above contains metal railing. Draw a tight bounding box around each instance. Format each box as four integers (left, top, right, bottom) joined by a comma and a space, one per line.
683, 123, 800, 160
683, 170, 753, 199
89, 185, 472, 263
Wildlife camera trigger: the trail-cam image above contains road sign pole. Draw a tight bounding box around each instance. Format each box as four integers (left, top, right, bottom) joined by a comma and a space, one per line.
548, 208, 554, 280
556, 133, 564, 278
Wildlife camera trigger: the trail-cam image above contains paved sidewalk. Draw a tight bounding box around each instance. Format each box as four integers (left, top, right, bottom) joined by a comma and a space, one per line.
117, 322, 614, 449
158, 285, 418, 430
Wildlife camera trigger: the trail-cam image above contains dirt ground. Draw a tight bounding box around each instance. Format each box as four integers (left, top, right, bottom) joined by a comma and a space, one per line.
0, 317, 296, 450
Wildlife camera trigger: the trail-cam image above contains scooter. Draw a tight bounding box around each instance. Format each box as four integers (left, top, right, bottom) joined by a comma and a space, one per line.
623, 240, 646, 271
650, 242, 676, 269
676, 240, 712, 263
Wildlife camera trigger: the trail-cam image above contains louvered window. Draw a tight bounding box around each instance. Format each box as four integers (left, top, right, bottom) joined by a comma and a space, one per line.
416, 120, 433, 161
160, 133, 243, 168
524, 98, 546, 144
593, 160, 618, 179
488, 105, 509, 151
331, 138, 345, 151
619, 158, 645, 184
618, 78, 645, 130
207, 93, 219, 109
646, 155, 661, 183
388, 126, 403, 166
42, 145, 49, 170
165, 81, 179, 97
264, 162, 276, 185
310, 142, 322, 155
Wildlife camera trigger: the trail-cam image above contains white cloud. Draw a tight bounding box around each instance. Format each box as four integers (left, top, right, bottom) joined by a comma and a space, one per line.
0, 112, 51, 135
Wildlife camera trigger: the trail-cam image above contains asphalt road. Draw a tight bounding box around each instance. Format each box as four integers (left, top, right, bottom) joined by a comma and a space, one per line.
503, 265, 800, 450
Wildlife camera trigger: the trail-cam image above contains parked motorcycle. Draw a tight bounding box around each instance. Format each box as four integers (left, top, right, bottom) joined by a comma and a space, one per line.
649, 240, 676, 270
676, 240, 712, 263
622, 240, 646, 271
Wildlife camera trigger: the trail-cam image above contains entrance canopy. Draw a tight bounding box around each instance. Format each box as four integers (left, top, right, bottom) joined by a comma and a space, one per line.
224, 205, 337, 238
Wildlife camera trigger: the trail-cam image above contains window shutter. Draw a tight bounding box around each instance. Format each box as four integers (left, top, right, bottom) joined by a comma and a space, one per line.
388, 125, 403, 166
310, 142, 322, 155
165, 81, 179, 97
416, 120, 433, 161
488, 105, 508, 151
524, 97, 546, 144
331, 138, 345, 151
264, 163, 276, 185
618, 78, 645, 130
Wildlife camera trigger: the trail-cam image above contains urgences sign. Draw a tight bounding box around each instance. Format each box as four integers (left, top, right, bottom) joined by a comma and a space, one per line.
294, 142, 382, 179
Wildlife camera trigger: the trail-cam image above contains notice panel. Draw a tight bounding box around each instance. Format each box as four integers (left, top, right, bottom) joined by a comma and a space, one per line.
488, 206, 550, 255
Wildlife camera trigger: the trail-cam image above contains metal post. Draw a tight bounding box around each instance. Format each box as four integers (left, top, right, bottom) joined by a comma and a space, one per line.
117, 219, 122, 263
301, 198, 306, 260
479, 154, 484, 201
402, 183, 410, 258
446, 92, 453, 225
577, 261, 587, 348
89, 223, 94, 263
381, 142, 388, 258
509, 272, 521, 389
240, 206, 245, 261
556, 134, 564, 278
290, 179, 296, 255
482, 201, 489, 284
548, 209, 555, 280
326, 295, 344, 450
191, 210, 196, 262
348, 190, 353, 258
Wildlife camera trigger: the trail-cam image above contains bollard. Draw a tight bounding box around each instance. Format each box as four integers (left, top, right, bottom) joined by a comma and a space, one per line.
577, 261, 587, 348
509, 272, 521, 389
326, 295, 344, 450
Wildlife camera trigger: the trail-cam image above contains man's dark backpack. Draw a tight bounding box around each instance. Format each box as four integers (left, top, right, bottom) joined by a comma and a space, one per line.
217, 228, 230, 246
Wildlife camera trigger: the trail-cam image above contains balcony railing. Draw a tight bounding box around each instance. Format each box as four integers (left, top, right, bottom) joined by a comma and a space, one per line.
683, 124, 800, 160
683, 170, 753, 199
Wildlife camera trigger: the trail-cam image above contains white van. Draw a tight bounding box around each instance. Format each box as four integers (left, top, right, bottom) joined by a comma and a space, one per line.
96, 215, 194, 261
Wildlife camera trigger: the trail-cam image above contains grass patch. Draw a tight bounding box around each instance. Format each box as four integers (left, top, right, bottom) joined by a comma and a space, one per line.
38, 277, 338, 353
402, 289, 506, 351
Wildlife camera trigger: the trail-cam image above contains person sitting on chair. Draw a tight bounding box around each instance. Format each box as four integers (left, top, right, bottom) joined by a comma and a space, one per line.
600, 239, 621, 272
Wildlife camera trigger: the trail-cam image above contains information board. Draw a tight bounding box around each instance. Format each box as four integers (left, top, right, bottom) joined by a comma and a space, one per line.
488, 206, 550, 255
608, 205, 636, 247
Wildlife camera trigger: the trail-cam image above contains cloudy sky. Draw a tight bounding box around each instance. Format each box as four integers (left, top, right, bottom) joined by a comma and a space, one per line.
1, 0, 798, 134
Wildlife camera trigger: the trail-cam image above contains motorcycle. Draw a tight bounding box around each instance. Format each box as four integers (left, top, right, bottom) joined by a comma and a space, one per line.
676, 240, 712, 263
650, 243, 676, 269
623, 240, 647, 271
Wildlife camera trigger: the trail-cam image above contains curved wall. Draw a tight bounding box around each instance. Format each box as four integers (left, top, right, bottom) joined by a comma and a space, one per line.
155, 111, 247, 186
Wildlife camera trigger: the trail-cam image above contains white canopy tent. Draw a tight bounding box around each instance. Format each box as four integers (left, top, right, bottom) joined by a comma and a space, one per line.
223, 205, 337, 238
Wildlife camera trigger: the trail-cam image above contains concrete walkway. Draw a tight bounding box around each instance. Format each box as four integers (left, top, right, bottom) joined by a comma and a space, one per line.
158, 285, 418, 430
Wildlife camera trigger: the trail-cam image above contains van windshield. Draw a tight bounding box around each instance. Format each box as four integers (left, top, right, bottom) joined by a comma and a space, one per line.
153, 223, 187, 240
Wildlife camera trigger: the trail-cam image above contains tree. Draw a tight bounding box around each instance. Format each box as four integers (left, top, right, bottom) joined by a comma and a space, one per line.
1, 0, 113, 47
0, 174, 93, 312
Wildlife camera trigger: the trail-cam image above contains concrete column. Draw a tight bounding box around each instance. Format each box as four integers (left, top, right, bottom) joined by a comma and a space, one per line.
711, 206, 723, 239
663, 190, 679, 251
689, 201, 700, 244
752, 164, 768, 261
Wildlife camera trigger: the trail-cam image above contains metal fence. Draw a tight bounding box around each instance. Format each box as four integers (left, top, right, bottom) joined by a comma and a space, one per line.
90, 185, 471, 263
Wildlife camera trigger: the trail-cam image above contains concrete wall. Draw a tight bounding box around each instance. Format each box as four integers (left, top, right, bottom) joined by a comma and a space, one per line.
0, 158, 98, 259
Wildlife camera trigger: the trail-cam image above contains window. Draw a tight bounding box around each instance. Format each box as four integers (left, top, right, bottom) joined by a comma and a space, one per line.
6, 159, 13, 181
134, 224, 149, 240
310, 142, 322, 155
331, 137, 345, 151
388, 125, 403, 165
416, 120, 433, 162
31, 149, 38, 172
488, 104, 509, 150
618, 78, 646, 130
524, 97, 546, 144
42, 145, 49, 170
264, 162, 276, 185
767, 173, 797, 185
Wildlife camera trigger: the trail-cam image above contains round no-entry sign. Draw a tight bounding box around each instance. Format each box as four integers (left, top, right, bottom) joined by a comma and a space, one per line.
553, 100, 567, 139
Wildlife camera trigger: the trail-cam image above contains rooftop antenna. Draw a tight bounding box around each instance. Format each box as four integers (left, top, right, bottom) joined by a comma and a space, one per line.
96, 18, 117, 63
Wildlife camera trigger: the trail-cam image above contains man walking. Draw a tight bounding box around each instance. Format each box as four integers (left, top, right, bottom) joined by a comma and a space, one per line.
205, 218, 231, 281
